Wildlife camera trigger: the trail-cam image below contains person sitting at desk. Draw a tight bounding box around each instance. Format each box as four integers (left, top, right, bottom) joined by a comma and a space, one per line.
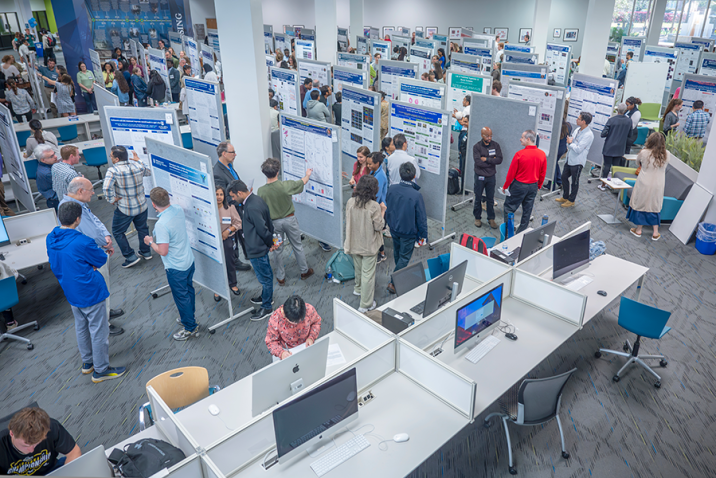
0, 407, 81, 475
35, 144, 59, 211
265, 295, 322, 360
23, 119, 60, 160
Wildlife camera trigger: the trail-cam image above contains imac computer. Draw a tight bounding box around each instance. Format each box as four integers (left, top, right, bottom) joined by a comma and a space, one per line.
391, 261, 426, 296
251, 336, 330, 417
47, 445, 113, 477
409, 260, 468, 318
553, 230, 590, 282
517, 221, 556, 262
273, 367, 358, 463
454, 283, 504, 354
0, 215, 10, 247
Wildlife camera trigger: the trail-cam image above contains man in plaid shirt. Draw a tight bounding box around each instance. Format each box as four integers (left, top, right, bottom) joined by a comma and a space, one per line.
103, 145, 153, 268
683, 100, 710, 139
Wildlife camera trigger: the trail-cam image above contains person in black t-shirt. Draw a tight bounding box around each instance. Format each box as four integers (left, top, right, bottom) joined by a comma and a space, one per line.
0, 407, 80, 475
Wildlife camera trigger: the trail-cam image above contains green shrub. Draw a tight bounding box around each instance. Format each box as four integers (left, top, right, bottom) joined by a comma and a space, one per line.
665, 132, 705, 172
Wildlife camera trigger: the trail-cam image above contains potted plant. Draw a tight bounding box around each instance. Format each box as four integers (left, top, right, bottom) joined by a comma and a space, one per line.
665, 132, 704, 174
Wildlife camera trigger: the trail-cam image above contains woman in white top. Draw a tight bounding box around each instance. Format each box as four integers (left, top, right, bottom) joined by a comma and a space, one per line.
5, 79, 36, 123
23, 119, 60, 160
203, 64, 218, 83
1, 55, 20, 78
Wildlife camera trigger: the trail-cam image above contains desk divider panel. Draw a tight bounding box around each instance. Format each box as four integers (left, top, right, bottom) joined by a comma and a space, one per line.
450, 242, 511, 283
201, 455, 226, 478
4, 209, 57, 240
512, 270, 586, 327
398, 340, 475, 419
147, 386, 200, 456
516, 221, 591, 277
334, 299, 394, 349
164, 455, 205, 478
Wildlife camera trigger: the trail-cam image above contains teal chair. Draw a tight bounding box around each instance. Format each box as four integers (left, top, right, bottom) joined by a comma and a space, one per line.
57, 124, 78, 143
595, 297, 671, 388
181, 132, 194, 149
499, 223, 506, 243
480, 236, 497, 249
24, 159, 42, 202
0, 277, 39, 350
16, 131, 32, 148
621, 178, 684, 222
633, 126, 649, 148
82, 146, 108, 188
426, 253, 450, 280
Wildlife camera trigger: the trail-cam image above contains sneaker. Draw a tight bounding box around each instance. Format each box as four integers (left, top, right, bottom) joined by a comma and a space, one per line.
236, 259, 252, 271
474, 219, 482, 227
109, 308, 124, 319
415, 238, 427, 248
173, 328, 200, 341
92, 366, 127, 383
555, 197, 567, 203
81, 362, 94, 374
358, 301, 377, 313
250, 307, 272, 321
387, 283, 396, 294
319, 242, 332, 252
300, 268, 315, 280
250, 295, 263, 305
353, 290, 361, 296
489, 219, 498, 229
561, 201, 575, 208
137, 251, 152, 260
121, 255, 141, 268
377, 253, 387, 264
597, 184, 607, 192
109, 324, 124, 336
383, 229, 392, 238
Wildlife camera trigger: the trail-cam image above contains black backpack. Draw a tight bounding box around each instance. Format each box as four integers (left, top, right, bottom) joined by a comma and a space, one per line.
447, 168, 461, 195
115, 438, 186, 477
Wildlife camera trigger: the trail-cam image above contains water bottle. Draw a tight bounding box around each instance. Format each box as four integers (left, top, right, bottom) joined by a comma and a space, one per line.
607, 170, 612, 180
273, 233, 283, 247
542, 214, 549, 226
507, 213, 515, 239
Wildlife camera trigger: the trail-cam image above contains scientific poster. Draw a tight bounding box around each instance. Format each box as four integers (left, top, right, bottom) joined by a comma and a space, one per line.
333, 68, 366, 91
280, 116, 335, 215
380, 64, 417, 100
207, 29, 220, 54
202, 45, 215, 73
391, 36, 411, 60
450, 56, 482, 75
674, 43, 701, 82
447, 73, 489, 124
271, 68, 299, 116
415, 39, 437, 53
264, 31, 274, 54
501, 68, 548, 86
504, 44, 531, 53
461, 47, 492, 74
183, 36, 201, 78
341, 88, 376, 158
266, 55, 275, 81
504, 52, 538, 64
410, 46, 432, 76
545, 44, 570, 84
185, 78, 222, 147
296, 40, 315, 60
337, 28, 349, 52
643, 47, 678, 90
699, 58, 716, 77
677, 77, 716, 142
337, 52, 368, 70
356, 37, 368, 55
508, 84, 560, 156
568, 79, 617, 134
372, 40, 391, 58
620, 38, 643, 62
275, 33, 290, 56
399, 81, 444, 109
147, 47, 170, 102
298, 60, 331, 87
389, 103, 447, 175
0, 107, 30, 196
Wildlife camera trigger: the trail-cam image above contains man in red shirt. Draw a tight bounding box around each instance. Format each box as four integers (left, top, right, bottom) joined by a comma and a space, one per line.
502, 130, 547, 233
265, 295, 322, 361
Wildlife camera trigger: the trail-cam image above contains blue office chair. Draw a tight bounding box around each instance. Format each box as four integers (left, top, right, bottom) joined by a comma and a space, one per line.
480, 236, 497, 249
23, 159, 42, 202
499, 223, 506, 243
0, 277, 39, 350
181, 132, 194, 149
485, 368, 577, 475
426, 253, 450, 280
16, 131, 32, 148
82, 146, 108, 188
595, 297, 671, 388
57, 124, 78, 143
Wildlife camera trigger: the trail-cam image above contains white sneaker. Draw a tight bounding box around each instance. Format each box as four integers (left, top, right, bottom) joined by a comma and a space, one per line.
598, 184, 607, 191
353, 290, 361, 296
358, 301, 377, 313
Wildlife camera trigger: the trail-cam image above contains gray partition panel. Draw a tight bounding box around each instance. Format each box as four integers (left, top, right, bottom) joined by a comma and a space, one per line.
503, 51, 538, 65
146, 139, 230, 299
500, 63, 549, 96
184, 77, 226, 166
279, 115, 344, 249
94, 85, 119, 159
0, 104, 35, 212
340, 86, 381, 178
465, 94, 539, 193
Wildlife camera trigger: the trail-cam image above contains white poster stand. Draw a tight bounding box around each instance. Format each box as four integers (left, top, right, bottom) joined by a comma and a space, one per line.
677, 74, 716, 143
501, 64, 548, 92
207, 29, 220, 57
450, 52, 483, 75
297, 59, 331, 88
503, 51, 538, 65
372, 40, 392, 58
333, 66, 368, 92
337, 52, 368, 71
26, 53, 47, 120
168, 32, 182, 57
623, 62, 670, 105
410, 46, 432, 76
137, 41, 150, 82
398, 78, 446, 109
446, 71, 491, 119
691, 37, 715, 51
461, 46, 492, 74
296, 39, 316, 60
545, 43, 571, 86
341, 86, 381, 162
415, 38, 438, 54
698, 52, 716, 76
337, 27, 349, 52
183, 35, 201, 78
504, 44, 531, 53
89, 49, 103, 84
620, 37, 644, 61
379, 60, 418, 100
185, 77, 226, 165
147, 47, 171, 103
201, 45, 215, 73
568, 74, 618, 167
674, 42, 702, 83
270, 67, 301, 117
0, 104, 35, 212
263, 25, 274, 54
274, 33, 290, 56
391, 35, 411, 60
643, 45, 678, 91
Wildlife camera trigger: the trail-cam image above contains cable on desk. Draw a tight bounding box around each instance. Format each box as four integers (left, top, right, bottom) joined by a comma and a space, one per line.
431, 331, 455, 355
349, 424, 389, 451
261, 448, 277, 468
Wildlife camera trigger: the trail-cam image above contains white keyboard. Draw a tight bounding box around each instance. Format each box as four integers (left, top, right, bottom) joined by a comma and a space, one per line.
310, 434, 370, 476
563, 275, 593, 291
465, 335, 500, 363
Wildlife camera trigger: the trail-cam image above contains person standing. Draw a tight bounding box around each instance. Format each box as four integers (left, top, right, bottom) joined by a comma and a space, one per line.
299, 77, 313, 117
227, 180, 279, 321
168, 60, 181, 102
366, 152, 388, 262
42, 31, 57, 65
627, 133, 669, 241
4, 79, 35, 123
344, 175, 386, 312
76, 61, 97, 113
34, 145, 59, 211
332, 91, 342, 126
147, 69, 167, 105
380, 91, 390, 141
683, 100, 710, 139
265, 295, 322, 361
599, 103, 632, 190
214, 185, 242, 301
385, 162, 427, 295
131, 67, 148, 107
256, 158, 315, 285
35, 57, 59, 117
662, 98, 683, 135
47, 202, 127, 382
102, 145, 153, 268
52, 146, 82, 201
386, 134, 421, 184
306, 90, 331, 123
624, 96, 642, 157
54, 75, 76, 117
502, 130, 546, 234
556, 112, 594, 208
472, 126, 503, 229
491, 80, 502, 96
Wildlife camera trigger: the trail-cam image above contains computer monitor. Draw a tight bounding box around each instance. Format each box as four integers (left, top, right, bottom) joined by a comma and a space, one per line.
518, 221, 556, 262
454, 283, 504, 353
553, 230, 590, 281
391, 261, 426, 296
273, 367, 358, 463
47, 445, 113, 477
421, 260, 468, 317
251, 336, 330, 417
0, 215, 10, 247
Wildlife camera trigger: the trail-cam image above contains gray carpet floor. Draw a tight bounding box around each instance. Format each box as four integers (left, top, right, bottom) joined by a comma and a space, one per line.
1, 150, 715, 478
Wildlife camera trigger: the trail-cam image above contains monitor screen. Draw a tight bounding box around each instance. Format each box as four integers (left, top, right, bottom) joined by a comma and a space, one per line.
392, 261, 426, 296
553, 230, 590, 280
0, 216, 9, 247
273, 368, 358, 459
518, 221, 556, 262
423, 260, 468, 317
455, 283, 504, 350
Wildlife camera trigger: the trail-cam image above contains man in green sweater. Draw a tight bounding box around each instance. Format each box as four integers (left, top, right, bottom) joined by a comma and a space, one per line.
256, 158, 314, 285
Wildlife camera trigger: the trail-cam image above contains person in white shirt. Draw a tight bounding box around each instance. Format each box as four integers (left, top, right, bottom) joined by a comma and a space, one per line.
18, 38, 31, 63
386, 133, 420, 184
269, 99, 279, 132
452, 95, 470, 121
203, 64, 218, 82
603, 59, 611, 78
556, 112, 594, 208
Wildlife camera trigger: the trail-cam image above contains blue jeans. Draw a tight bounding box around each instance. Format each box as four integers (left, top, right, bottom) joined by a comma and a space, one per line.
250, 254, 274, 309
166, 263, 197, 332
391, 232, 416, 281
503, 181, 538, 234
112, 208, 150, 258
71, 300, 109, 373
81, 90, 96, 113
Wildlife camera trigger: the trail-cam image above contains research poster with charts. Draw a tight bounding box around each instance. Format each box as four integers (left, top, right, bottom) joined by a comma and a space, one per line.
270, 68, 299, 116
333, 67, 366, 92
184, 78, 222, 148
380, 63, 417, 100
568, 78, 617, 134
621, 37, 643, 61
504, 52, 538, 64
643, 47, 677, 90
502, 68, 548, 86
399, 81, 444, 109
281, 116, 335, 215
507, 83, 560, 156
266, 55, 275, 81
700, 57, 716, 76
202, 45, 215, 72
372, 40, 391, 58
677, 77, 716, 142
183, 36, 201, 78
296, 40, 315, 60
341, 87, 376, 158
545, 44, 570, 85
147, 48, 170, 98
450, 54, 482, 75
150, 155, 223, 264
461, 47, 492, 73
298, 60, 331, 87
264, 31, 273, 54
337, 52, 368, 70
674, 43, 701, 82
447, 73, 490, 124
337, 28, 348, 51
207, 29, 220, 54
275, 33, 290, 56
357, 36, 368, 55
0, 106, 31, 203
410, 46, 432, 76
389, 103, 447, 175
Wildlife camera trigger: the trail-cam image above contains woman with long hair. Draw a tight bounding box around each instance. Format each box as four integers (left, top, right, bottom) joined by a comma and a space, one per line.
1, 55, 20, 78
5, 79, 35, 123
55, 75, 76, 116
431, 56, 444, 81
214, 185, 242, 301
627, 132, 669, 241
624, 96, 642, 157
131, 67, 148, 106
662, 98, 683, 135
344, 174, 386, 313
103, 62, 115, 89
112, 68, 131, 105
129, 56, 143, 78
23, 119, 60, 159
345, 146, 371, 186
147, 69, 167, 105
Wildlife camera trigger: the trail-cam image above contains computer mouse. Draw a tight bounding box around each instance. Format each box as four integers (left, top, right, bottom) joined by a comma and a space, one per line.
208, 404, 220, 416
598, 290, 608, 297
505, 333, 518, 341
393, 433, 410, 443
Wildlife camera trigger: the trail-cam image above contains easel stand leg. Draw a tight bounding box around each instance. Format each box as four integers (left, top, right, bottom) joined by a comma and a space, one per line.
451, 188, 474, 211
208, 294, 254, 333
429, 221, 456, 250
150, 284, 170, 299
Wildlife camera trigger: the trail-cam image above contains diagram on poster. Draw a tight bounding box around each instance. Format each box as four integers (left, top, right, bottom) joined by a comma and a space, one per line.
380, 63, 417, 100
621, 38, 643, 61
399, 81, 444, 108
674, 43, 701, 82
677, 77, 716, 142
296, 40, 315, 60
372, 40, 391, 58
185, 78, 222, 147
545, 44, 570, 85
271, 68, 299, 116
508, 83, 559, 155
341, 88, 376, 158
281, 116, 335, 215
389, 103, 447, 175
568, 79, 617, 133
299, 61, 331, 87
450, 55, 482, 75
337, 53, 368, 70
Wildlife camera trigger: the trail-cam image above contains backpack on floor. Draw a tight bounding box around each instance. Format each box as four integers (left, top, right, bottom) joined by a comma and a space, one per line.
447, 168, 461, 195
115, 438, 186, 478
459, 233, 489, 255
325, 250, 355, 282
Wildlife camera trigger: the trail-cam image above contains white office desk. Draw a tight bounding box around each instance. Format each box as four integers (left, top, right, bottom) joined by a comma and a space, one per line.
377, 275, 482, 318
15, 113, 100, 140
71, 139, 105, 153
0, 239, 49, 270
0, 209, 57, 270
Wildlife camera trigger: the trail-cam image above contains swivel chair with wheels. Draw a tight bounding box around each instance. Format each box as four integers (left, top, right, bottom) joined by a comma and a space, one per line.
595, 297, 671, 388
484, 368, 577, 475
0, 276, 39, 350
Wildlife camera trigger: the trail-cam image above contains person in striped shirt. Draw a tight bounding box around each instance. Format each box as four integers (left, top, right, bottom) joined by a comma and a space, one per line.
683, 100, 710, 139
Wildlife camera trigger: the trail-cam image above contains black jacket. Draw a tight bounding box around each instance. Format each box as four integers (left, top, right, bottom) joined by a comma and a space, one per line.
168, 67, 181, 100
472, 140, 504, 177
147, 72, 166, 103
213, 160, 240, 190
600, 114, 632, 157
237, 193, 274, 259
385, 182, 428, 239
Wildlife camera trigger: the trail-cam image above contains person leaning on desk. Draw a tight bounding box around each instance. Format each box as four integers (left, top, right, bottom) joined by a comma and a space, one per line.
265, 295, 321, 361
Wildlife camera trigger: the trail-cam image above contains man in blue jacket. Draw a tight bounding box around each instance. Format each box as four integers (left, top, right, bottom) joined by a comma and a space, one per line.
385, 162, 428, 295
46, 202, 126, 383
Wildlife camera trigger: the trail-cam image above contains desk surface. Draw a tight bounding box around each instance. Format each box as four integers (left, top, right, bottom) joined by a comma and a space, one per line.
237, 371, 468, 478
15, 114, 100, 132
378, 275, 482, 319
72, 139, 105, 153
0, 237, 49, 270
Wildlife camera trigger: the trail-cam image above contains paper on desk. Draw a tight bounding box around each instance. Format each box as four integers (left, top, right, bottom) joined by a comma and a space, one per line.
327, 344, 346, 367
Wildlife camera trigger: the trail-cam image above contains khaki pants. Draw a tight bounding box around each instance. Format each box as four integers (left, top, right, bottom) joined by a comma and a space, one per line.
44, 86, 58, 118
352, 254, 377, 310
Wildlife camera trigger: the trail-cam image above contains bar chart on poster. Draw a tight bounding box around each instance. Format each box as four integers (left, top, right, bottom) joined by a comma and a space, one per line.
341, 86, 378, 158
389, 102, 448, 175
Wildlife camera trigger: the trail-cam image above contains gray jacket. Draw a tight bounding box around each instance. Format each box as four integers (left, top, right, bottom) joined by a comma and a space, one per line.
5, 88, 36, 114
306, 99, 331, 123
600, 114, 632, 157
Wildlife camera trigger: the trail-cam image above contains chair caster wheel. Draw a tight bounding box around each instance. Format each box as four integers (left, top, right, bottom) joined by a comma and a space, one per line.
659, 359, 668, 367
483, 420, 491, 428
594, 351, 602, 358
27, 344, 34, 350
612, 375, 620, 382
654, 381, 661, 388
38, 265, 43, 270
33, 324, 40, 331
21, 279, 27, 285
152, 294, 158, 299
562, 451, 570, 459
509, 466, 517, 475
428, 245, 434, 251
209, 329, 215, 335
623, 342, 630, 352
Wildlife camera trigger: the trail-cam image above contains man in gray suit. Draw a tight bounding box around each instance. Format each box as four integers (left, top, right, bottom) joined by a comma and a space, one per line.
599, 103, 632, 191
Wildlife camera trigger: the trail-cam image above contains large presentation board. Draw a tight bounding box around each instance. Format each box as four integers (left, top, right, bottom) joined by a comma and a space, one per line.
450, 52, 482, 75
184, 77, 226, 165
379, 60, 418, 100
643, 45, 678, 91
333, 66, 368, 92
356, 36, 368, 55
337, 52, 368, 70
279, 115, 343, 249
263, 25, 273, 54
270, 67, 301, 117
433, 34, 448, 53
674, 42, 702, 82
691, 37, 714, 51
501, 63, 548, 94
462, 46, 493, 74
398, 78, 446, 109
391, 35, 411, 59
699, 52, 716, 76
568, 74, 618, 167
0, 104, 34, 212
504, 44, 531, 53
372, 40, 391, 58
137, 41, 149, 82
182, 35, 201, 78
410, 46, 432, 76
94, 85, 119, 159
677, 74, 716, 143
415, 38, 438, 53
201, 45, 215, 73
146, 139, 230, 301
623, 62, 670, 105
298, 58, 331, 87
147, 47, 171, 103
446, 71, 491, 124
545, 43, 571, 86
620, 37, 644, 61
337, 27, 348, 51
606, 42, 619, 77
274, 32, 290, 55
340, 86, 381, 173
295, 39, 315, 60
300, 28, 316, 41
503, 51, 538, 65
168, 32, 182, 56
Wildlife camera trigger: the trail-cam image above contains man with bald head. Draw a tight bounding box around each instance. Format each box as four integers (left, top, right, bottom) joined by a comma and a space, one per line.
472, 126, 503, 229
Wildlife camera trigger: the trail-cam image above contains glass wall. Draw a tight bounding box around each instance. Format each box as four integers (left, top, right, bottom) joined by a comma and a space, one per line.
703, 1, 716, 39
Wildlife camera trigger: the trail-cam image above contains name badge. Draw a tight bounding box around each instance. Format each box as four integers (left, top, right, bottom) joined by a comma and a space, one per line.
478, 176, 485, 181
489, 149, 496, 156
222, 217, 231, 224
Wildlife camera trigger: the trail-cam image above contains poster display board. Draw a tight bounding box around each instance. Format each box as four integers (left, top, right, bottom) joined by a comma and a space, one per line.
297, 59, 331, 87
300, 29, 316, 41
340, 86, 380, 163
606, 42, 619, 77
545, 43, 571, 85
501, 63, 548, 92
147, 47, 171, 102
202, 45, 215, 73
624, 62, 670, 105
263, 25, 273, 54
398, 78, 446, 109
337, 28, 349, 52
461, 46, 492, 73
168, 32, 182, 56
450, 52, 483, 75
184, 77, 225, 165
356, 36, 368, 55
279, 115, 344, 248
337, 52, 368, 70
372, 40, 391, 58
89, 49, 103, 83
94, 85, 119, 159
446, 71, 491, 125
415, 30, 424, 39
677, 74, 716, 143
137, 41, 149, 82
691, 37, 715, 51
503, 51, 537, 65
504, 44, 531, 53
432, 34, 448, 53
0, 104, 35, 212
698, 52, 716, 76
620, 37, 644, 61
207, 29, 220, 56
415, 39, 437, 53
391, 35, 411, 57
296, 39, 315, 60
568, 74, 618, 166
410, 46, 432, 76
333, 66, 368, 92
643, 46, 678, 91
270, 67, 301, 117
674, 42, 702, 82
183, 35, 201, 78
265, 55, 275, 81
274, 33, 290, 56
364, 27, 380, 39
379, 60, 418, 100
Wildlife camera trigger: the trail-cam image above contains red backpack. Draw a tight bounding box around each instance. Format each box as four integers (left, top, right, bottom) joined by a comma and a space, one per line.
459, 233, 488, 255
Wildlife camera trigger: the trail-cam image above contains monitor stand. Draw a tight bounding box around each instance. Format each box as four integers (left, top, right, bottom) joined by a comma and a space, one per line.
553, 263, 590, 285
